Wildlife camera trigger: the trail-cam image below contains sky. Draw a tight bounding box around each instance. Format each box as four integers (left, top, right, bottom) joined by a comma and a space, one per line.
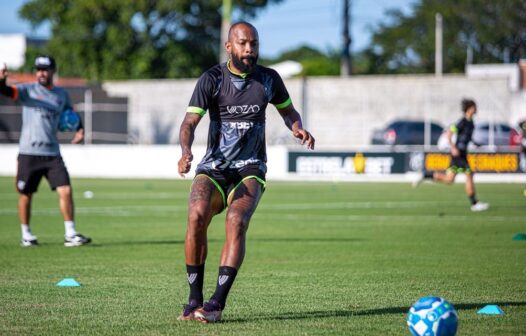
0, 0, 415, 58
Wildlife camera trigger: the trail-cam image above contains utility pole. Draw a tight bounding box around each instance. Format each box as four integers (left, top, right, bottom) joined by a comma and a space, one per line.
435, 13, 443, 77
340, 0, 351, 77
220, 0, 232, 63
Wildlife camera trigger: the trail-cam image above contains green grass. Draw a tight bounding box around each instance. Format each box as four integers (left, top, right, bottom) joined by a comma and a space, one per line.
0, 176, 525, 335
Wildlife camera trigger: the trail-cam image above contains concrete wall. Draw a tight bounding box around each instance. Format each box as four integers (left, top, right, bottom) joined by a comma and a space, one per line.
1, 145, 524, 183
103, 74, 520, 147
0, 144, 288, 180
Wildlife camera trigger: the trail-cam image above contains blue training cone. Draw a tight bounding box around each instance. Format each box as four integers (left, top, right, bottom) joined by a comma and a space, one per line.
477, 305, 504, 315
56, 278, 81, 287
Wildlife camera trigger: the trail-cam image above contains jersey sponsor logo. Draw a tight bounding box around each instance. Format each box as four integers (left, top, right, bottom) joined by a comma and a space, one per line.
211, 158, 260, 170
187, 273, 197, 284
226, 105, 260, 114
28, 87, 64, 108
218, 275, 229, 286
228, 121, 254, 129
31, 141, 54, 148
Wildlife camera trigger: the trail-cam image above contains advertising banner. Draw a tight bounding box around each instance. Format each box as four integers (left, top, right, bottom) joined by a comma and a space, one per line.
288, 151, 407, 175
289, 151, 526, 175
423, 152, 524, 173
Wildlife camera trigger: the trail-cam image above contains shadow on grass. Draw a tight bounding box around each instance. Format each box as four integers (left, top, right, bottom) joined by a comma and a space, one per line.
225, 301, 526, 323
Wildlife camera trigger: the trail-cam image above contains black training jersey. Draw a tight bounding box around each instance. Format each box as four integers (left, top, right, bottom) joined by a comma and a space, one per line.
450, 117, 474, 153
187, 62, 292, 173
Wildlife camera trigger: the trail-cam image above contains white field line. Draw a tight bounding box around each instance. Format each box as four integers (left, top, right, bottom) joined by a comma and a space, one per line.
0, 200, 522, 222
0, 192, 187, 201
254, 213, 522, 223
262, 201, 462, 210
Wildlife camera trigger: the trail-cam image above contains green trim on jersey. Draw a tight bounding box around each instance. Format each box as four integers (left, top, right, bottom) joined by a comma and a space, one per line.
226, 60, 249, 79
450, 125, 458, 133
187, 106, 206, 116
274, 97, 292, 109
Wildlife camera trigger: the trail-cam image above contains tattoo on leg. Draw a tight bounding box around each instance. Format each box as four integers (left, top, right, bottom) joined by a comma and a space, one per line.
190, 178, 215, 204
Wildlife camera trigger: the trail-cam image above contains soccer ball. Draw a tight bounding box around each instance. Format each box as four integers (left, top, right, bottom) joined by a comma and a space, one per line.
58, 109, 80, 132
407, 296, 458, 336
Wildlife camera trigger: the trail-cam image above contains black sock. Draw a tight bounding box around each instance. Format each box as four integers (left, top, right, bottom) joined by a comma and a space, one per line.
186, 264, 204, 304
424, 171, 434, 179
210, 266, 238, 309
469, 194, 477, 205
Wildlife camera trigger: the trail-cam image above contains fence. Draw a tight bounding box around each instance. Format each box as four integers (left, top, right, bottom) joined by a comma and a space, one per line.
0, 86, 128, 144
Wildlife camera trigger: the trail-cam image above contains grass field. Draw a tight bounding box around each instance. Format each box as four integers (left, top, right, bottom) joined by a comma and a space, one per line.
0, 176, 525, 335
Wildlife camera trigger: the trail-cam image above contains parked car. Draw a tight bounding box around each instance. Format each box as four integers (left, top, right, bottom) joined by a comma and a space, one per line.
437, 121, 521, 150
371, 120, 444, 145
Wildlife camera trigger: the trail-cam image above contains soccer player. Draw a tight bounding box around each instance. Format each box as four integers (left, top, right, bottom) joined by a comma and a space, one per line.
519, 120, 526, 197
0, 55, 92, 247
177, 22, 315, 323
413, 98, 489, 212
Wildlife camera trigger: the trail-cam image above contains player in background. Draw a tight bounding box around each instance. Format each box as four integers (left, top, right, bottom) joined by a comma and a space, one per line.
0, 56, 92, 247
519, 120, 526, 197
413, 98, 489, 212
177, 22, 315, 323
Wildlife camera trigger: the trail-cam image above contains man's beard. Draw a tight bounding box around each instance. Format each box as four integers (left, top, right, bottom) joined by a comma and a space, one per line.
231, 54, 258, 73
37, 75, 51, 86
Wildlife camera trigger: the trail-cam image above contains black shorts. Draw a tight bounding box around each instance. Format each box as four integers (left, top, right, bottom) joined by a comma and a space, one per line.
447, 153, 472, 174
16, 154, 71, 194
195, 165, 266, 209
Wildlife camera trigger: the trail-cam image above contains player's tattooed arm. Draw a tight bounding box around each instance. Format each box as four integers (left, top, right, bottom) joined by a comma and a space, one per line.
178, 112, 202, 177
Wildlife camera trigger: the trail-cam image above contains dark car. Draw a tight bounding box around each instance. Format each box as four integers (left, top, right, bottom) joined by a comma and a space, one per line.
371, 120, 444, 145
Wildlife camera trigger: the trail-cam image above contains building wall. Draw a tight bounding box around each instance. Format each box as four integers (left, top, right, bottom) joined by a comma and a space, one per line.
0, 34, 26, 69
103, 74, 518, 147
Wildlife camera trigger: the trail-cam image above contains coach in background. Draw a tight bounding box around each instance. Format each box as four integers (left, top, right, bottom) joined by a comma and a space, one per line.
0, 55, 91, 247
177, 22, 314, 323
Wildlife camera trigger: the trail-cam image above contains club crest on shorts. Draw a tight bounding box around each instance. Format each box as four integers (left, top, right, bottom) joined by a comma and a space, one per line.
218, 275, 229, 286
17, 180, 26, 191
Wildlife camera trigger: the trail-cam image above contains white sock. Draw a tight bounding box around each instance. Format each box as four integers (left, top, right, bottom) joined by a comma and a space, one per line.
64, 221, 77, 237
21, 224, 36, 240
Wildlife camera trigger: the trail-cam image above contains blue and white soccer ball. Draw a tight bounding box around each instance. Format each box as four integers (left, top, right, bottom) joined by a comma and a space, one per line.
58, 109, 80, 132
407, 296, 458, 336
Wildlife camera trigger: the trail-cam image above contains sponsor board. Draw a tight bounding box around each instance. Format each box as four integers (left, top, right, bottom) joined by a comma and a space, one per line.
289, 151, 525, 175
289, 152, 406, 175
423, 152, 523, 173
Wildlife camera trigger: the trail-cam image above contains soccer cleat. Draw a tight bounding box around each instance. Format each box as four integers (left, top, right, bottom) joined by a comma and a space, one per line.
471, 202, 489, 212
21, 237, 39, 247
194, 299, 222, 323
177, 300, 202, 321
411, 172, 425, 188
64, 233, 92, 247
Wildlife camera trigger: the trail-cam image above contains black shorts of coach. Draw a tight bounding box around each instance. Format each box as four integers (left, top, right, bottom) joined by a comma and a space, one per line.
16, 154, 71, 194
195, 165, 266, 211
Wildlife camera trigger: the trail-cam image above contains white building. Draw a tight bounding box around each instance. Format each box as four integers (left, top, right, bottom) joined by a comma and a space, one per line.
0, 34, 47, 69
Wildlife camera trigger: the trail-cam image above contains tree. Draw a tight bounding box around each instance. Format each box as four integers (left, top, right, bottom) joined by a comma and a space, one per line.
19, 0, 282, 80
364, 0, 526, 74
